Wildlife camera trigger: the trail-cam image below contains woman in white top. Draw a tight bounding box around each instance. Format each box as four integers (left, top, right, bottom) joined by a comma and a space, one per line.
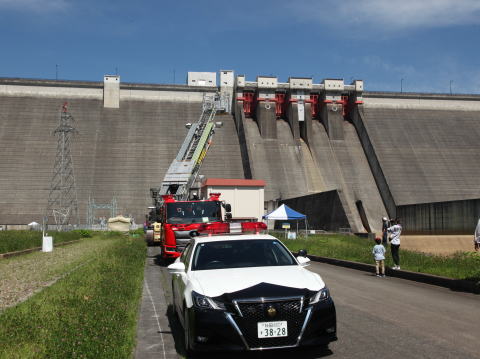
387, 218, 402, 270
474, 218, 480, 252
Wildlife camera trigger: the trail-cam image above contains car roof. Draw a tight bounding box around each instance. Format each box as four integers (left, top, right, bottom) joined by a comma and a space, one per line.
193, 234, 279, 244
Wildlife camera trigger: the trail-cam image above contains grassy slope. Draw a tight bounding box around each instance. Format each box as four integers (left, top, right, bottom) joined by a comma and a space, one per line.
0, 230, 83, 254
0, 234, 146, 359
282, 234, 480, 281
0, 235, 116, 311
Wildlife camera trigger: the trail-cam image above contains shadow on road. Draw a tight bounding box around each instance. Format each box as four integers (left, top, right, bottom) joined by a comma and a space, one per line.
166, 304, 188, 357
185, 345, 333, 359
150, 253, 174, 267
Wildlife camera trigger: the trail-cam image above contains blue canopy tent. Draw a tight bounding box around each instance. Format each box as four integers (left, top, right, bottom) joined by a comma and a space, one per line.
263, 204, 308, 238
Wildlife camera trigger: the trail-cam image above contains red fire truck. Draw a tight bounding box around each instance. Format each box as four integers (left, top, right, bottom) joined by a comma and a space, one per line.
146, 193, 266, 258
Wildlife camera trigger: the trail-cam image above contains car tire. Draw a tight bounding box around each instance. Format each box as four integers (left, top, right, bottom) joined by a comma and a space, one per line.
315, 344, 330, 354
184, 307, 195, 356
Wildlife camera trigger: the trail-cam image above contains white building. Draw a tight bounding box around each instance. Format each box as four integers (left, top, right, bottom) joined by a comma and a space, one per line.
187, 72, 217, 87
201, 178, 265, 222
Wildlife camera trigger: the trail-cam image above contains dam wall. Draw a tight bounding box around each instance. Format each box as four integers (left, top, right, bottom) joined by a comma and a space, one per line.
235, 77, 387, 233
397, 198, 480, 234
361, 96, 480, 205
0, 79, 244, 225
357, 93, 480, 233
2, 74, 480, 234
239, 111, 313, 200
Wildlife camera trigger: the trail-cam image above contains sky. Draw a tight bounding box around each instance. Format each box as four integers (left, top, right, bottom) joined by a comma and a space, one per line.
1, 0, 480, 93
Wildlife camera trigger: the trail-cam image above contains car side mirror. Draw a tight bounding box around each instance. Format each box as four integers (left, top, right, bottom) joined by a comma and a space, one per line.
224, 203, 232, 212
297, 256, 310, 267
168, 262, 186, 274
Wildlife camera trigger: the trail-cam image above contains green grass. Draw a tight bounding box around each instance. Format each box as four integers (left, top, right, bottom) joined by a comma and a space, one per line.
282, 234, 480, 282
0, 230, 86, 254
0, 234, 146, 359
0, 230, 122, 254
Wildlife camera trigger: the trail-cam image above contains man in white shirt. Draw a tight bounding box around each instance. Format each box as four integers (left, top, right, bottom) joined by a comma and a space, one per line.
388, 218, 402, 270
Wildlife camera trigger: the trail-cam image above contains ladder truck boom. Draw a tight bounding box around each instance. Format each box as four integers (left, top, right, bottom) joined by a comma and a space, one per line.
151, 93, 220, 206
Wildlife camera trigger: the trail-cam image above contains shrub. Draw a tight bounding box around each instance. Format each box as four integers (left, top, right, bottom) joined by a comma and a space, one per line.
73, 229, 93, 238
0, 230, 83, 254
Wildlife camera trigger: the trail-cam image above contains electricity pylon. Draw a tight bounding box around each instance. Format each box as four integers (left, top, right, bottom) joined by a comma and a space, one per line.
45, 102, 79, 231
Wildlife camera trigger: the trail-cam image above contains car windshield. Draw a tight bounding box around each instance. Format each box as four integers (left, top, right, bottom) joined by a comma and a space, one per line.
166, 201, 221, 224
191, 239, 297, 270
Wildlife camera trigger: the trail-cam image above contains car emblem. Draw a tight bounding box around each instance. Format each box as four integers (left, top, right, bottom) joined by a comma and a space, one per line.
267, 305, 277, 318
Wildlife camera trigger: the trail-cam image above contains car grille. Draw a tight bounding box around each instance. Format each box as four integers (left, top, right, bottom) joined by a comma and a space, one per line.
233, 298, 307, 349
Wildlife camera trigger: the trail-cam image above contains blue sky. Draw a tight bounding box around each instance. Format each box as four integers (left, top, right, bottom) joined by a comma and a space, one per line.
1, 0, 479, 93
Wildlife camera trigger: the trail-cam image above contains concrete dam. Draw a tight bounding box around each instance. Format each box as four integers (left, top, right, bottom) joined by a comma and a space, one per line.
0, 73, 479, 234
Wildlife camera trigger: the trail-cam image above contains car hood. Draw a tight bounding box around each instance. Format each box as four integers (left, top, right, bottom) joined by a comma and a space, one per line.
189, 265, 325, 298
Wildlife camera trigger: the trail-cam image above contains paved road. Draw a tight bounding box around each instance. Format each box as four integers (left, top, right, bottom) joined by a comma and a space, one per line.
311, 261, 480, 359
135, 247, 181, 359
136, 249, 480, 359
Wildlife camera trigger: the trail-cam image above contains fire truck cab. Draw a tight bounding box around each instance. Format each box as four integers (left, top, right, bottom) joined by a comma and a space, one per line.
147, 193, 267, 259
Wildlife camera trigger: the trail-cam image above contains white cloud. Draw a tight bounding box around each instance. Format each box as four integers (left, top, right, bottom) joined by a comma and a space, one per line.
0, 0, 68, 12
290, 0, 480, 30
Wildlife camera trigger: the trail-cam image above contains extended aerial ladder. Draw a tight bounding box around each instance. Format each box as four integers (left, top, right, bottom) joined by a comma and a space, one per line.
146, 92, 267, 255
150, 93, 224, 208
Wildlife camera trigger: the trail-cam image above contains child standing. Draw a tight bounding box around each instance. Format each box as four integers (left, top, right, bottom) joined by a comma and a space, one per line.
372, 237, 386, 277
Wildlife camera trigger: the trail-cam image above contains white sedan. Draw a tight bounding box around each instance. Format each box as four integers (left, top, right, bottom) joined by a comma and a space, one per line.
168, 234, 337, 353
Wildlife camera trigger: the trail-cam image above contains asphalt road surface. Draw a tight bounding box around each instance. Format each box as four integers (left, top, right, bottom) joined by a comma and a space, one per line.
136, 248, 480, 359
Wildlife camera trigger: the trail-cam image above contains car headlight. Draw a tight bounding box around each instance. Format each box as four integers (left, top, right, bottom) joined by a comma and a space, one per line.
192, 291, 226, 310
309, 287, 330, 304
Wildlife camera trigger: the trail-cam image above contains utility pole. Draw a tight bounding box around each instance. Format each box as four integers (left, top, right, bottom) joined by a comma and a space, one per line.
400, 78, 404, 93
45, 102, 79, 231
450, 80, 453, 95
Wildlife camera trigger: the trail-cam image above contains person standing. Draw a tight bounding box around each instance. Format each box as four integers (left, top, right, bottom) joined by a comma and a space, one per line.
474, 218, 480, 252
372, 237, 386, 277
388, 218, 402, 270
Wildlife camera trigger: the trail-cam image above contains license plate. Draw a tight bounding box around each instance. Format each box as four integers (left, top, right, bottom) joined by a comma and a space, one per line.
257, 321, 288, 338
